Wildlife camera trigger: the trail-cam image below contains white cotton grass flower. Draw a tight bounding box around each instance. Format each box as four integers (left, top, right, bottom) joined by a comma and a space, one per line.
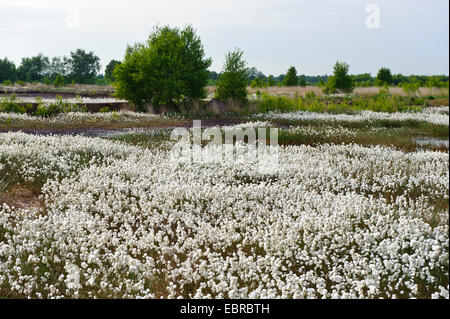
0, 131, 448, 299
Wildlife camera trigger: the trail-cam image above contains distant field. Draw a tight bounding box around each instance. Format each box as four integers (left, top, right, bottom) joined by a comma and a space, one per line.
1, 83, 448, 99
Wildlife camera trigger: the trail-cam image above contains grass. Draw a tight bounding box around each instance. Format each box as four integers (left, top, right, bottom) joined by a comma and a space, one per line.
255, 91, 436, 114
0, 114, 190, 131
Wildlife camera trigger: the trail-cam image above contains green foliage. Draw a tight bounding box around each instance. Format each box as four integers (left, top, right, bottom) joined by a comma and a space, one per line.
401, 82, 420, 96
114, 25, 211, 112
267, 75, 275, 86
317, 78, 325, 87
2, 80, 13, 86
0, 93, 26, 113
353, 73, 373, 87
215, 48, 249, 105
99, 106, 110, 113
105, 60, 122, 83
48, 57, 68, 81
66, 49, 101, 84
250, 77, 267, 89
257, 93, 297, 113
325, 61, 355, 93
0, 58, 16, 83
256, 90, 420, 114
17, 54, 49, 82
425, 76, 448, 88
299, 75, 306, 87
377, 67, 393, 86
16, 80, 25, 86
305, 91, 316, 99
284, 66, 298, 86
43, 77, 51, 85
53, 74, 65, 87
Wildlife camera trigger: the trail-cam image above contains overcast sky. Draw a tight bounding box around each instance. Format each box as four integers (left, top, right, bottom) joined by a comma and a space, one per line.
0, 0, 448, 76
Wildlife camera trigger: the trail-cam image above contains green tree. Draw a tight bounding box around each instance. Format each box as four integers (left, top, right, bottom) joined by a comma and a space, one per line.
17, 54, 49, 82
48, 57, 69, 81
105, 59, 122, 83
0, 58, 16, 83
267, 75, 275, 86
67, 49, 100, 84
283, 66, 298, 86
326, 61, 354, 93
53, 74, 65, 87
376, 67, 393, 86
114, 25, 211, 112
299, 75, 306, 87
215, 48, 249, 105
317, 78, 325, 87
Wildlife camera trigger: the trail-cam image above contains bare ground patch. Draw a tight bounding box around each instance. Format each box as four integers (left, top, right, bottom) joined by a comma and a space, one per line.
0, 185, 43, 211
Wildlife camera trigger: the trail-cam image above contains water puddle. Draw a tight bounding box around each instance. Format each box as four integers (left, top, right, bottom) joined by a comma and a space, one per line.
415, 137, 449, 148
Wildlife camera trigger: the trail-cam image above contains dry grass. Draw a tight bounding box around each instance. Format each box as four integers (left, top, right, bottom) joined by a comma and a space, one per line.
0, 185, 43, 211
206, 85, 449, 98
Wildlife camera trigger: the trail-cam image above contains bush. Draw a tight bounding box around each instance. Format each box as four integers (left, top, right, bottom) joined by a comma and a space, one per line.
401, 82, 420, 96
53, 74, 65, 87
0, 93, 26, 113
325, 61, 354, 94
376, 67, 393, 86
215, 48, 249, 105
114, 25, 211, 112
0, 58, 16, 84
284, 66, 298, 86
105, 60, 121, 83
257, 93, 296, 113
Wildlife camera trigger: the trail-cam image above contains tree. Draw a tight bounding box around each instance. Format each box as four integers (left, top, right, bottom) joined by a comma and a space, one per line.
0, 58, 16, 83
17, 54, 50, 82
114, 25, 211, 112
283, 66, 298, 86
48, 57, 69, 81
53, 74, 65, 87
105, 59, 122, 83
267, 75, 275, 86
317, 78, 326, 87
215, 48, 249, 105
66, 49, 100, 84
299, 75, 306, 87
376, 67, 393, 86
325, 61, 354, 93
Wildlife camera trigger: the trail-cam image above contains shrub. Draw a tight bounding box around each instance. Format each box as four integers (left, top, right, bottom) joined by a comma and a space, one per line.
17, 80, 26, 86
325, 61, 354, 93
99, 106, 110, 113
114, 25, 211, 112
257, 93, 296, 113
305, 91, 316, 99
34, 95, 74, 117
105, 60, 121, 83
376, 67, 393, 86
53, 74, 65, 87
284, 66, 298, 86
401, 82, 420, 96
0, 93, 26, 113
0, 58, 16, 83
215, 48, 249, 105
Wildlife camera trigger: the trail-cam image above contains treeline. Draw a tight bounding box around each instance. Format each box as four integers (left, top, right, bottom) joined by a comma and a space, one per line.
208, 69, 449, 88
0, 49, 106, 86
1, 51, 448, 90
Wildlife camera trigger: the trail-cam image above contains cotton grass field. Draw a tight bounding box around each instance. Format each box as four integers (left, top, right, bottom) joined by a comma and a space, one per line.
0, 106, 448, 299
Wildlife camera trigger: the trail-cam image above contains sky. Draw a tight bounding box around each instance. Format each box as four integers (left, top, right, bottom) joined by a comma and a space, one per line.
0, 0, 448, 76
